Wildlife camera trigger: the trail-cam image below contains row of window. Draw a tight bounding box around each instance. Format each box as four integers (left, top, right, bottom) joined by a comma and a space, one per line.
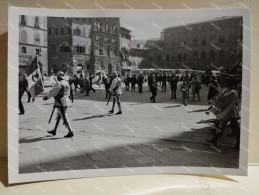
95, 42, 117, 56
20, 15, 41, 28
50, 44, 88, 53
48, 26, 89, 37
21, 46, 40, 55
164, 21, 241, 37
159, 49, 236, 62
164, 36, 239, 49
94, 22, 118, 34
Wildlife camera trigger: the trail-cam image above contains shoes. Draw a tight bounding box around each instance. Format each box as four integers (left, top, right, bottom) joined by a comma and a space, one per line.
184, 103, 187, 106
19, 112, 25, 115
109, 110, 114, 114
64, 131, 74, 138
115, 111, 122, 115
47, 130, 56, 136
205, 111, 210, 115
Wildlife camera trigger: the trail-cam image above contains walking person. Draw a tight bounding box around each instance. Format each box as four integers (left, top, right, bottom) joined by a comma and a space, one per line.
137, 74, 144, 93
161, 72, 167, 92
108, 72, 122, 115
22, 74, 32, 102
206, 75, 240, 148
131, 75, 136, 92
83, 76, 90, 96
170, 73, 178, 99
150, 73, 158, 103
191, 74, 201, 101
103, 75, 111, 98
19, 76, 25, 115
79, 74, 84, 93
124, 75, 130, 91
43, 71, 74, 138
68, 78, 75, 103
207, 75, 219, 103
181, 78, 188, 106
89, 75, 96, 93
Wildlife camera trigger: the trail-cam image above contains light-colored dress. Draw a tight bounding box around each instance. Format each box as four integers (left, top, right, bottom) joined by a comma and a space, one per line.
109, 77, 123, 95
47, 80, 71, 108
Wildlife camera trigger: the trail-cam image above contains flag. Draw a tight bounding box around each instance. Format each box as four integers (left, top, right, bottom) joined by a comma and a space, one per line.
25, 56, 44, 98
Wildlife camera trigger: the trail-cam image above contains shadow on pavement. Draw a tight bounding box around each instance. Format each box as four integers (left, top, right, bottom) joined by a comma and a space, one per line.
72, 113, 112, 121
188, 108, 209, 113
19, 135, 66, 144
19, 124, 239, 173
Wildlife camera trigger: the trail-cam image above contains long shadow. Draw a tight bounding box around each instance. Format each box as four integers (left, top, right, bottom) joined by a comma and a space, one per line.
196, 119, 216, 124
163, 105, 181, 108
19, 123, 239, 175
72, 113, 112, 121
19, 136, 66, 144
188, 108, 209, 113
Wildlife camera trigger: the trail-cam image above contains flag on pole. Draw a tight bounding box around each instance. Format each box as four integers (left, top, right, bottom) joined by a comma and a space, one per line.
25, 56, 44, 98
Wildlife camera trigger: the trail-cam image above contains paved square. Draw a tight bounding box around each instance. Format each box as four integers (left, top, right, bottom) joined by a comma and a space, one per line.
19, 84, 239, 173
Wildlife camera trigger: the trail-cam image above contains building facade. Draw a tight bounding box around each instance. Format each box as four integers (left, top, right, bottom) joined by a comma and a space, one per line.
48, 17, 120, 76
19, 15, 48, 74
162, 16, 243, 70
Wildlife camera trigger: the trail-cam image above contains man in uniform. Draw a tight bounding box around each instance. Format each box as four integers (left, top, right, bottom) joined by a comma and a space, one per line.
43, 71, 74, 138
108, 72, 122, 115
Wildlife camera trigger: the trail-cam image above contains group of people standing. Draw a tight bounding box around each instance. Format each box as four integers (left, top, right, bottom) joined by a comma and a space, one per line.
124, 74, 145, 93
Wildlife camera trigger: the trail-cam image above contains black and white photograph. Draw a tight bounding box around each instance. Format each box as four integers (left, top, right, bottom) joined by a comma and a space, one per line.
8, 7, 250, 183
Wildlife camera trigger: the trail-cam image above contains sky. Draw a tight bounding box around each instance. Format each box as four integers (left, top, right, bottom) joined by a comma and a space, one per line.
120, 16, 219, 40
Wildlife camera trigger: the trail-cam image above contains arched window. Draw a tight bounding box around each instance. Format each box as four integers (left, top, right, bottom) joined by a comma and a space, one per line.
74, 26, 81, 36
166, 54, 170, 61
177, 54, 182, 61
201, 51, 206, 59
219, 50, 224, 59
20, 29, 27, 43
82, 28, 86, 37
51, 43, 56, 52
35, 17, 39, 28
193, 39, 198, 46
193, 52, 198, 60
34, 33, 40, 45
201, 38, 206, 45
183, 53, 188, 60
210, 50, 215, 59
171, 55, 175, 61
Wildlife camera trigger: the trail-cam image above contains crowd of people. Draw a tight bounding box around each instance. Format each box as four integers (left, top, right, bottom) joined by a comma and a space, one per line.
19, 64, 242, 148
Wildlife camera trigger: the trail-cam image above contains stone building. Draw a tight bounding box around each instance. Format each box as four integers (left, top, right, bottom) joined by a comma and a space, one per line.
162, 16, 243, 70
48, 17, 120, 76
19, 15, 48, 74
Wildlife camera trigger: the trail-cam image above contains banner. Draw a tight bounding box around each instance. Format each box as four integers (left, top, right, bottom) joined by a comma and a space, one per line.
25, 56, 44, 98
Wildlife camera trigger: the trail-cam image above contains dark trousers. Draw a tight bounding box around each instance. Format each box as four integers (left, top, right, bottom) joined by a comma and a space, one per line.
26, 90, 31, 102
138, 84, 143, 93
19, 95, 24, 114
162, 83, 166, 92
131, 83, 135, 91
69, 90, 74, 102
171, 87, 177, 99
89, 85, 95, 92
150, 89, 157, 102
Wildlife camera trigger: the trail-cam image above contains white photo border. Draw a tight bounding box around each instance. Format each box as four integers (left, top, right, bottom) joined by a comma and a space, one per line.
8, 7, 250, 184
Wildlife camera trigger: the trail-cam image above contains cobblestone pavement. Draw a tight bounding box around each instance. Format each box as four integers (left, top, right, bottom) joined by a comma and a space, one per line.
19, 84, 239, 173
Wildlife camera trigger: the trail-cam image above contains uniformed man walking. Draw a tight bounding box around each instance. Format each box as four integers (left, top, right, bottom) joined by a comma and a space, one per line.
109, 72, 122, 114
43, 71, 74, 138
